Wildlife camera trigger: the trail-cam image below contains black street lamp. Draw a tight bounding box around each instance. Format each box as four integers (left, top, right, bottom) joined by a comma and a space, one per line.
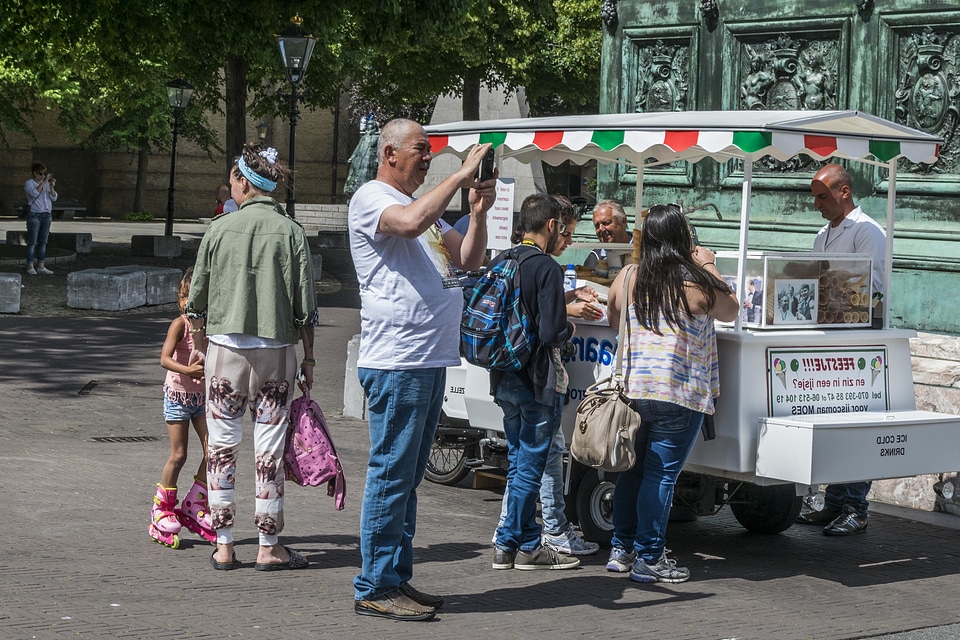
164, 78, 194, 237
276, 13, 316, 219
256, 119, 270, 145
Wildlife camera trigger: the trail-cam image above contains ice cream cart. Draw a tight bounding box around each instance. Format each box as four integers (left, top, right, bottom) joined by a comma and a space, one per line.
424, 110, 960, 542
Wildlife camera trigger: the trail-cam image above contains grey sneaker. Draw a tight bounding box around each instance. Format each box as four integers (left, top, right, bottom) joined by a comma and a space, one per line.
542, 523, 600, 556
514, 545, 580, 570
629, 551, 690, 584
354, 589, 436, 621
492, 547, 517, 570
605, 546, 637, 573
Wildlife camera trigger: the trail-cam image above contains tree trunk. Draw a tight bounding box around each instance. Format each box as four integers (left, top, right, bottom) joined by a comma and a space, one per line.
462, 74, 481, 121
133, 144, 148, 213
460, 73, 482, 213
224, 54, 248, 179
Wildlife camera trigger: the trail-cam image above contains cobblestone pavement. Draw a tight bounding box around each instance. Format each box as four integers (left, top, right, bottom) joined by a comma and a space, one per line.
2, 243, 960, 639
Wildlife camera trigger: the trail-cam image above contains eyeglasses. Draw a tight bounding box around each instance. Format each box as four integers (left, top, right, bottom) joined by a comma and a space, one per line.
557, 222, 566, 236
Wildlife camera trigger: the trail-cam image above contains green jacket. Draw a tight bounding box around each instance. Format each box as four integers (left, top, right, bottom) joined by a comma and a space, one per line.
186, 196, 316, 344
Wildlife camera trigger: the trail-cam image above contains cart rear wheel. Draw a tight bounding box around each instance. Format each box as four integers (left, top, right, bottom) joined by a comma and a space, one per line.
729, 483, 802, 534
425, 423, 473, 486
575, 471, 616, 547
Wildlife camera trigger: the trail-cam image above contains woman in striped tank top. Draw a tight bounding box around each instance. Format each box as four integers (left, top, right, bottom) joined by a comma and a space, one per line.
604, 203, 739, 584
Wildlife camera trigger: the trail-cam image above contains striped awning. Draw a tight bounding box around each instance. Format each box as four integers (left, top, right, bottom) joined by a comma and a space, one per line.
424, 110, 942, 166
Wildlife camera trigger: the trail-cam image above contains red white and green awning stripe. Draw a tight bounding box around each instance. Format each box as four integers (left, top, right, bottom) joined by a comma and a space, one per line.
424, 110, 942, 166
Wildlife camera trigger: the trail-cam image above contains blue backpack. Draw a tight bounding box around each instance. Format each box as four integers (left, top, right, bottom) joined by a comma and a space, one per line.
460, 246, 546, 371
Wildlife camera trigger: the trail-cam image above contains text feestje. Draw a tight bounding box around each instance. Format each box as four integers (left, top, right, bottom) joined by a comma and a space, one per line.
877, 433, 907, 457
800, 356, 856, 372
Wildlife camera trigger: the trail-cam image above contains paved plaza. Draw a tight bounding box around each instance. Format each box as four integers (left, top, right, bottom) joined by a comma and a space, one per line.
2, 226, 960, 639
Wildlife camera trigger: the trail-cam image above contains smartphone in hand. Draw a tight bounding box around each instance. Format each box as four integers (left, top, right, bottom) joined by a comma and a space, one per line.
477, 148, 495, 182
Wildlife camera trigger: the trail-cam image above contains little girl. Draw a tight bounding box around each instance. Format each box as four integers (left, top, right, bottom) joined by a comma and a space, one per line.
149, 267, 216, 548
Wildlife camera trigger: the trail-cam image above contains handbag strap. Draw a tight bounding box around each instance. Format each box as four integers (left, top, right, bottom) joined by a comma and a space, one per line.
613, 264, 636, 379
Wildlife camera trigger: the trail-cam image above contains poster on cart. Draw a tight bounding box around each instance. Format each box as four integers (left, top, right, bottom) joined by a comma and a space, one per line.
766, 346, 889, 417
486, 179, 516, 251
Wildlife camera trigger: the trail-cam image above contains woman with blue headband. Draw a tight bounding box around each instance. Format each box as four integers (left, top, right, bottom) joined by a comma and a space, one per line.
185, 142, 319, 572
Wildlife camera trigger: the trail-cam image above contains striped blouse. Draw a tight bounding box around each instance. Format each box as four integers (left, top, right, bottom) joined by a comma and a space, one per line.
621, 301, 720, 415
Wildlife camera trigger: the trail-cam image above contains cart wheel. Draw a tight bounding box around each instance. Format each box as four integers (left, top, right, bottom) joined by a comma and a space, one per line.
729, 483, 803, 534
575, 470, 616, 547
563, 460, 589, 527
424, 424, 472, 486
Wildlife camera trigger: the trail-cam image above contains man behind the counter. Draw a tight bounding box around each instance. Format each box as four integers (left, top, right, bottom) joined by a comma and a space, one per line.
796, 162, 885, 537
583, 200, 633, 272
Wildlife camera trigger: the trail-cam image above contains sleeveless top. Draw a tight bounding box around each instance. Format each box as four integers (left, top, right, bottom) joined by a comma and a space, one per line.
164, 314, 206, 404
621, 297, 719, 415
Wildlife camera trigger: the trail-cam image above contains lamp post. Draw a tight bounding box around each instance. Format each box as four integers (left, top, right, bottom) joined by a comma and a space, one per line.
276, 13, 316, 219
164, 78, 194, 237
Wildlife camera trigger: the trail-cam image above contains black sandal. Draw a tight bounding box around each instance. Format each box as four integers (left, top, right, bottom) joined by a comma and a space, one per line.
254, 546, 309, 571
210, 550, 242, 571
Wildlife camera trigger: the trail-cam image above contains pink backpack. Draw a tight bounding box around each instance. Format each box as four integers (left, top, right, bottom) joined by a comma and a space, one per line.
284, 388, 346, 510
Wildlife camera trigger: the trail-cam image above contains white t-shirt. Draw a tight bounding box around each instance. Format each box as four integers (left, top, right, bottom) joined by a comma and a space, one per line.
813, 206, 886, 295
349, 180, 462, 370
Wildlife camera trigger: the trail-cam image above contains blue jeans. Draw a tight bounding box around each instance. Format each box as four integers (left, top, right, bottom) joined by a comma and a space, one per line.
493, 373, 560, 552
611, 399, 704, 563
497, 415, 567, 535
354, 367, 444, 601
26, 211, 52, 264
824, 482, 871, 517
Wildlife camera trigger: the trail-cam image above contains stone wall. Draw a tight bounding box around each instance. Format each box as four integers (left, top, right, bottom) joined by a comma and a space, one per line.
0, 93, 360, 220
296, 204, 349, 232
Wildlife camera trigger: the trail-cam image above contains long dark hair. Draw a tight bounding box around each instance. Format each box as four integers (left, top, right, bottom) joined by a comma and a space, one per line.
632, 203, 731, 335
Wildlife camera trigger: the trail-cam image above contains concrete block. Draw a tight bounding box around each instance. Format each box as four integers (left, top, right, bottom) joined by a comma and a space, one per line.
4, 231, 91, 253
315, 230, 349, 249
311, 252, 323, 281
67, 269, 147, 310
342, 334, 366, 419
51, 232, 92, 254
105, 265, 182, 305
131, 235, 181, 258
0, 273, 22, 313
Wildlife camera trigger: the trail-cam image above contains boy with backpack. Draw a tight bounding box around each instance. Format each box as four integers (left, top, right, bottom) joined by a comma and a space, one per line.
479, 193, 580, 571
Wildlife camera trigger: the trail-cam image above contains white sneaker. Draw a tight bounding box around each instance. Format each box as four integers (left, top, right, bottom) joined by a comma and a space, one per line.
37, 267, 54, 275
26, 266, 37, 275
542, 523, 600, 556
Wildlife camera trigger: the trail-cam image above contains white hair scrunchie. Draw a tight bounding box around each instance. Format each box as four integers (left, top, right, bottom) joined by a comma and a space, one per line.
259, 147, 279, 165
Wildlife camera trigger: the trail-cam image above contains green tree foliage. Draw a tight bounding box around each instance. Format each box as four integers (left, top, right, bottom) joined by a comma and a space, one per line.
0, 0, 600, 207
521, 0, 601, 116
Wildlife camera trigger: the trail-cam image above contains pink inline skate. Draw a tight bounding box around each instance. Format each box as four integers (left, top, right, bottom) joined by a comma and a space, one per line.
149, 484, 181, 549
175, 477, 216, 544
